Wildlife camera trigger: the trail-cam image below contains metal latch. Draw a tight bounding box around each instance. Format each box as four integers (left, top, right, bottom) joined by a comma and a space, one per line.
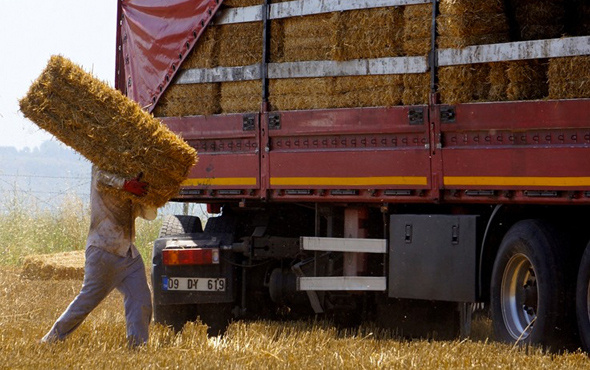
440, 106, 456, 123
408, 107, 424, 125
243, 114, 256, 131
269, 113, 281, 130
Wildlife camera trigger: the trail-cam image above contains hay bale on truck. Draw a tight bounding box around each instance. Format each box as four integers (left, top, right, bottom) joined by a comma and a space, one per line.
19, 55, 197, 208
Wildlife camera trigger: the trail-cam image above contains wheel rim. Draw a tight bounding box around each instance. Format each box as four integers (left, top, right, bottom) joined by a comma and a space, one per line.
501, 253, 538, 340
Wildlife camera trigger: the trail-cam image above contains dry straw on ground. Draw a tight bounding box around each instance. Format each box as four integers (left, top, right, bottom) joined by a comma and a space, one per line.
20, 250, 85, 281
19, 56, 197, 208
2, 265, 590, 368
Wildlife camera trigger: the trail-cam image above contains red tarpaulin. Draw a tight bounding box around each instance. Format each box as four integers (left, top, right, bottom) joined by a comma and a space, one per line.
117, 0, 222, 112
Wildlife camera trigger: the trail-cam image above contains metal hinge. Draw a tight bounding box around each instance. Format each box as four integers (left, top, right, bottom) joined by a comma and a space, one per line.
408, 107, 424, 125
440, 106, 456, 123
269, 113, 281, 130
243, 114, 256, 131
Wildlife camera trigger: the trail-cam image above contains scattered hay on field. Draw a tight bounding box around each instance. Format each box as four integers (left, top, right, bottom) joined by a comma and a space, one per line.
548, 56, 590, 99
221, 80, 262, 113
21, 251, 85, 280
19, 56, 198, 208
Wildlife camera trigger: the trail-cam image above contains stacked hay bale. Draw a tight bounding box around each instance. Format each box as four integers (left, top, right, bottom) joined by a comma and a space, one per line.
21, 251, 85, 280
505, 0, 566, 100
548, 0, 590, 99
437, 0, 510, 104
153, 26, 221, 117
334, 7, 405, 108
402, 4, 432, 105
19, 56, 197, 208
269, 13, 339, 110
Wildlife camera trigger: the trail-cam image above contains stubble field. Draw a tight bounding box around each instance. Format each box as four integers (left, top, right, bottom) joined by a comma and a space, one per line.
1, 196, 590, 368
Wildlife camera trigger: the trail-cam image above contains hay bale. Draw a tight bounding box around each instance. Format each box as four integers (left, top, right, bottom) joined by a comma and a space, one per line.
154, 83, 221, 117
508, 0, 565, 41
21, 251, 85, 280
269, 78, 335, 111
437, 0, 509, 103
548, 56, 590, 99
217, 23, 263, 67
19, 56, 197, 208
282, 13, 339, 62
335, 7, 404, 61
182, 26, 218, 69
402, 74, 430, 105
439, 65, 491, 104
488, 63, 510, 101
506, 60, 548, 101
221, 80, 262, 113
223, 0, 263, 7
334, 75, 404, 108
403, 4, 432, 56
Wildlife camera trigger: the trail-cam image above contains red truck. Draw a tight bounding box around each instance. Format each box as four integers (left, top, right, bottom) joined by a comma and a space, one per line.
116, 0, 590, 349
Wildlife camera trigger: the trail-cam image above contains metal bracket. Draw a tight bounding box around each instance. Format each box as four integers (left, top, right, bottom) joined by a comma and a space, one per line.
440, 106, 456, 123
242, 114, 256, 131
408, 107, 424, 125
269, 113, 281, 130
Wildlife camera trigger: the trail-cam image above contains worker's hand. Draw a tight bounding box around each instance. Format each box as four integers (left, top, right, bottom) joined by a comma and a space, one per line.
123, 172, 148, 197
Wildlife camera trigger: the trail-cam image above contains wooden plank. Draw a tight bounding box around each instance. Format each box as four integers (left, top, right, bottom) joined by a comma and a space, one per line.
176, 64, 261, 84
301, 237, 387, 253
298, 276, 387, 291
176, 57, 427, 84
438, 36, 590, 66
213, 0, 431, 24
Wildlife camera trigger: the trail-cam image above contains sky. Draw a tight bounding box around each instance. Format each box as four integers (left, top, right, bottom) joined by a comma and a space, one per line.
0, 0, 118, 150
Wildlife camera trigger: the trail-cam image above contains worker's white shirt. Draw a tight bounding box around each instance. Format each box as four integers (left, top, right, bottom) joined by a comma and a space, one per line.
85, 166, 157, 258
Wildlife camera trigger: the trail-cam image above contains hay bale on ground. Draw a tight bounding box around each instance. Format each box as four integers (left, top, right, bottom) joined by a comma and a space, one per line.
19, 56, 197, 208
21, 251, 85, 280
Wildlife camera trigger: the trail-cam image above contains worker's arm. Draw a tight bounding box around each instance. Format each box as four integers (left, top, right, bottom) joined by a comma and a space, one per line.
94, 166, 148, 196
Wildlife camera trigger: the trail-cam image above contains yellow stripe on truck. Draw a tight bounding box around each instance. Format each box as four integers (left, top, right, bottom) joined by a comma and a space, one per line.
270, 176, 428, 186
444, 176, 590, 187
182, 178, 257, 186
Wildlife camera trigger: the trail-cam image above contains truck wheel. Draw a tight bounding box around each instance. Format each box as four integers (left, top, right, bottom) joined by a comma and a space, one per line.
490, 220, 568, 347
195, 303, 233, 336
576, 242, 590, 352
153, 303, 196, 332
159, 215, 203, 237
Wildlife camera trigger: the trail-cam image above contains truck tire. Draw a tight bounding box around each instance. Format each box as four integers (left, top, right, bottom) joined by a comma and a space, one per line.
159, 215, 203, 237
490, 220, 569, 347
576, 242, 590, 352
153, 303, 197, 332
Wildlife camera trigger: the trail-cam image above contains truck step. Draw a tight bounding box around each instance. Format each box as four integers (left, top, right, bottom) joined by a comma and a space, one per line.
301, 237, 387, 253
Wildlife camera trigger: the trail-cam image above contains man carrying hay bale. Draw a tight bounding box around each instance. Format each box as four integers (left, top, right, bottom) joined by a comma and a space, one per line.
41, 165, 155, 348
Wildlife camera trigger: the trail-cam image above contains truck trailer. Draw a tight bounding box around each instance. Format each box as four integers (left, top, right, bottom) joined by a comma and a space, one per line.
116, 0, 590, 349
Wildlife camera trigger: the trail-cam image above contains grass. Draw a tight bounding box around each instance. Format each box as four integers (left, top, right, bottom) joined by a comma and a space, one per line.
1, 191, 590, 368
0, 190, 161, 265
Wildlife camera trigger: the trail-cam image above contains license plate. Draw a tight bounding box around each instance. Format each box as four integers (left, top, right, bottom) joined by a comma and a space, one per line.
162, 277, 226, 292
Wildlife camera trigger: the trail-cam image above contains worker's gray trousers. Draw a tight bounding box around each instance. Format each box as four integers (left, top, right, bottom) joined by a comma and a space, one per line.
41, 246, 152, 347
